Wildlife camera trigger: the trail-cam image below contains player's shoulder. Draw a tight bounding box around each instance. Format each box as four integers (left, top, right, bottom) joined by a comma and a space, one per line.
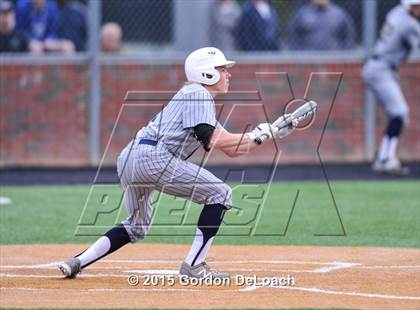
388, 5, 413, 23
387, 5, 418, 30
180, 83, 214, 100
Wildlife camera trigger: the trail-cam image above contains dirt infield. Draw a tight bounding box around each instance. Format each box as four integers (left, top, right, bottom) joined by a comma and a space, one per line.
1, 244, 419, 309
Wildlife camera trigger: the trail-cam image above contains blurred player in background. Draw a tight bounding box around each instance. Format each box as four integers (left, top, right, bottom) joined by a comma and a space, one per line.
362, 0, 420, 175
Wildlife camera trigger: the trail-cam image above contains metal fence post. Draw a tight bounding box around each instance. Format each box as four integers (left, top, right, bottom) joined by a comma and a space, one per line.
174, 0, 211, 51
363, 0, 378, 161
88, 0, 101, 165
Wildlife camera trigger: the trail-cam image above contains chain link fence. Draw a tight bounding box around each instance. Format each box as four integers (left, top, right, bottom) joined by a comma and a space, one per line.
0, 0, 402, 54
98, 0, 400, 53
101, 0, 172, 51
1, 0, 418, 167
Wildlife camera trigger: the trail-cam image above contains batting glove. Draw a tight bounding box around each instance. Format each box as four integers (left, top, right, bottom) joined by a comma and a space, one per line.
247, 123, 276, 142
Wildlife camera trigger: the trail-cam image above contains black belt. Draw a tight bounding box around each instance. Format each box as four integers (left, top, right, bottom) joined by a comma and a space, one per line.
139, 139, 157, 146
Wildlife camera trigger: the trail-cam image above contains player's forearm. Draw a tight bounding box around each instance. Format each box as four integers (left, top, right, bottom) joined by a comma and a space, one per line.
210, 129, 248, 148
209, 129, 261, 157
219, 142, 260, 158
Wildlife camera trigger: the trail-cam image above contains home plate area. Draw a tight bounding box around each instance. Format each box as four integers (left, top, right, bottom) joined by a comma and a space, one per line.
1, 244, 419, 309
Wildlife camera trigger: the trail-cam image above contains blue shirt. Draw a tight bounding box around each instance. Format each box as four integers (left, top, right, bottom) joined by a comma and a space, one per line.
16, 0, 60, 41
58, 0, 87, 51
237, 0, 280, 51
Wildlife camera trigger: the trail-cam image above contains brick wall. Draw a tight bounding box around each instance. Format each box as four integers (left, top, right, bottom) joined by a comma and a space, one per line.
0, 65, 90, 166
1, 61, 419, 167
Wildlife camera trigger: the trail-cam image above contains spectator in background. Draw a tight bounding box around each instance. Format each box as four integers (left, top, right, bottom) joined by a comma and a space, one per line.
101, 22, 122, 52
0, 0, 28, 52
16, 0, 74, 53
209, 0, 240, 51
57, 0, 87, 52
287, 0, 355, 50
237, 0, 280, 51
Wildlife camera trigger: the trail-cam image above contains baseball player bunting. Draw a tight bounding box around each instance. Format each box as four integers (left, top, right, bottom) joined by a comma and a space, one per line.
58, 47, 316, 280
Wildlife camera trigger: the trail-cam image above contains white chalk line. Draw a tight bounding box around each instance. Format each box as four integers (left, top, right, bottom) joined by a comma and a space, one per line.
0, 267, 346, 278
311, 262, 358, 273
2, 260, 418, 275
0, 262, 61, 269
0, 273, 127, 279
2, 285, 420, 301
3, 260, 418, 274
102, 259, 354, 265
1, 261, 358, 276
122, 265, 358, 274
241, 284, 420, 301
2, 260, 419, 301
1, 259, 357, 268
1, 261, 355, 280
355, 265, 420, 269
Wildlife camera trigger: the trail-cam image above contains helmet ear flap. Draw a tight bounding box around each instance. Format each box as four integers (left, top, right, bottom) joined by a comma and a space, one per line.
210, 69, 220, 85
200, 68, 220, 85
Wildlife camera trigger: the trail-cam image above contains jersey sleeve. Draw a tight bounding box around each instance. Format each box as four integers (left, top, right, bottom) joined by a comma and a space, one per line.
182, 91, 217, 128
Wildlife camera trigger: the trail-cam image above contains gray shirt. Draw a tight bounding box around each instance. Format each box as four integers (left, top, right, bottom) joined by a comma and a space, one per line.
373, 5, 420, 68
138, 83, 220, 160
287, 3, 355, 50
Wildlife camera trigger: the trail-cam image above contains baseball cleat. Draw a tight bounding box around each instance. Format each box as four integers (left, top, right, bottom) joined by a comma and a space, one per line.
371, 160, 385, 172
58, 258, 81, 278
372, 158, 409, 176
179, 261, 230, 279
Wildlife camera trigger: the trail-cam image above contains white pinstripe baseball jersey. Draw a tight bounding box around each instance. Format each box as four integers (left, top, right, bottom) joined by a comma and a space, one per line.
117, 82, 232, 242
138, 83, 219, 160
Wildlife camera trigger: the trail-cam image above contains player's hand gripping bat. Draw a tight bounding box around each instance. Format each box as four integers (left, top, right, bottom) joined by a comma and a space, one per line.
254, 100, 318, 145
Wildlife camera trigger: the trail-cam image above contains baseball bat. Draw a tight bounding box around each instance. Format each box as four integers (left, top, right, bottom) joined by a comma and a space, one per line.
254, 100, 318, 145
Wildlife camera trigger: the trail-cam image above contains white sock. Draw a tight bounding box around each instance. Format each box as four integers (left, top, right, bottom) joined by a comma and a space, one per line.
387, 137, 399, 160
185, 228, 215, 266
77, 236, 111, 268
377, 136, 390, 162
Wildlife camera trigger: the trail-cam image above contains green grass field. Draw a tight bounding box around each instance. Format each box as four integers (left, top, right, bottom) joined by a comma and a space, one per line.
0, 181, 419, 248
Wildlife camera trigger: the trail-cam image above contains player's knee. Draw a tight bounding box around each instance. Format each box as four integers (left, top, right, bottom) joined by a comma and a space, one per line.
220, 184, 232, 208
128, 229, 147, 243
400, 107, 409, 125
391, 104, 409, 125
207, 183, 232, 208
386, 116, 404, 137
121, 221, 148, 243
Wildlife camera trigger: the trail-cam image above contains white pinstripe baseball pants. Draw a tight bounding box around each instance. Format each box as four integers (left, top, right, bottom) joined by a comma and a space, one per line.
117, 140, 232, 242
